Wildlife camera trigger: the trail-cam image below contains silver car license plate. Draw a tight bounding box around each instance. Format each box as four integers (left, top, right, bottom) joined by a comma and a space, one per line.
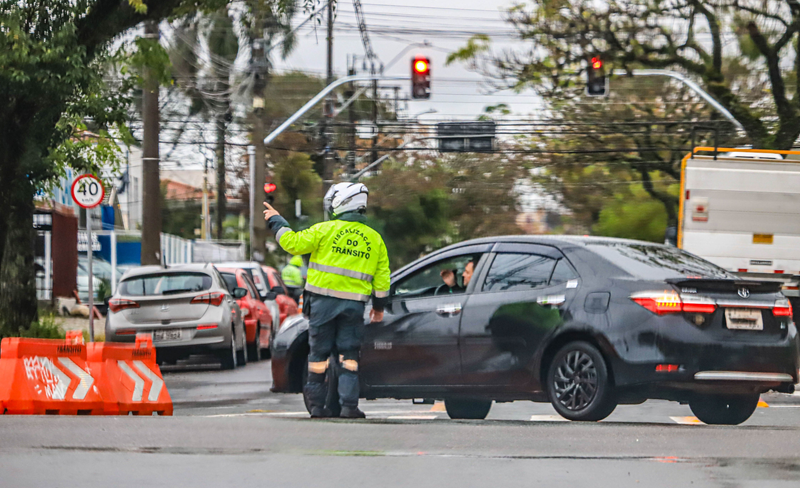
725, 309, 763, 330
154, 329, 183, 342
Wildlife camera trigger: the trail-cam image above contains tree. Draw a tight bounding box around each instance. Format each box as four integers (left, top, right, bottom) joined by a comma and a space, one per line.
0, 0, 301, 335
453, 0, 800, 149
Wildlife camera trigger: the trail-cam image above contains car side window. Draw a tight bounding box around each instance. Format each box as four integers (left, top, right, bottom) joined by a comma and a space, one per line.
549, 259, 578, 285
241, 273, 259, 299
392, 254, 482, 299
482, 253, 556, 292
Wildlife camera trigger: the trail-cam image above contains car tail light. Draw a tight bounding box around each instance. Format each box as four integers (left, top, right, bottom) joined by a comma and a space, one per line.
196, 324, 218, 330
108, 298, 139, 313
191, 292, 225, 307
773, 299, 793, 317
630, 291, 716, 315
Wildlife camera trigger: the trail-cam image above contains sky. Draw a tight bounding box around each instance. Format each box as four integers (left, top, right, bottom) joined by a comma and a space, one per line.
272, 0, 541, 120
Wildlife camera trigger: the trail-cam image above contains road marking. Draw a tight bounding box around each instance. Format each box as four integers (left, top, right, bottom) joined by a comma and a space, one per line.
757, 398, 769, 408
57, 358, 94, 400
133, 360, 163, 401
670, 416, 702, 425
529, 415, 568, 422
118, 360, 144, 401
430, 402, 446, 412
387, 415, 438, 420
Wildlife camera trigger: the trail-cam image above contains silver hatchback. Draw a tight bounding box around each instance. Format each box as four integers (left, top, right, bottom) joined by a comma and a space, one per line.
105, 264, 248, 369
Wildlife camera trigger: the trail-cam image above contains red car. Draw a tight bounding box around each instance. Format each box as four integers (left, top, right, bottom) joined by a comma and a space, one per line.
217, 267, 273, 361
262, 266, 299, 324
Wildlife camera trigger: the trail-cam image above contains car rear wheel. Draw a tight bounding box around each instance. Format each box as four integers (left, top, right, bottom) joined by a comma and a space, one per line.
547, 341, 617, 421
444, 399, 492, 420
237, 334, 248, 367
219, 328, 238, 370
248, 323, 262, 362
689, 393, 759, 425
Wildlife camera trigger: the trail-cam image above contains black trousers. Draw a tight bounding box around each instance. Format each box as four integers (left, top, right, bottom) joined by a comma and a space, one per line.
304, 295, 365, 408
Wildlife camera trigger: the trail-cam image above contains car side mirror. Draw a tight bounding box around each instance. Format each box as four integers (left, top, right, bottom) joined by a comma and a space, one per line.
233, 287, 248, 299
265, 291, 278, 301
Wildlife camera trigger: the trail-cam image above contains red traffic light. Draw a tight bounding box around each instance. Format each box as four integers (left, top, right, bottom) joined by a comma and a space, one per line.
264, 183, 277, 193
591, 57, 603, 70
413, 58, 429, 74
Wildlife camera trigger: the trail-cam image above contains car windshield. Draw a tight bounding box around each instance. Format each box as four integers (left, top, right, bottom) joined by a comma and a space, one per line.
119, 272, 213, 296
587, 242, 736, 280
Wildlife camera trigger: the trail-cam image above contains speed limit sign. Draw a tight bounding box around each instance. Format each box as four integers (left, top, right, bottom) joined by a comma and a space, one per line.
70, 174, 105, 209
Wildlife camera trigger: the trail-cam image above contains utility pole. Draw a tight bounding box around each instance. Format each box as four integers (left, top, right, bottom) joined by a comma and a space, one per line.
201, 159, 210, 240
322, 0, 335, 194
346, 57, 357, 174
371, 74, 378, 166
215, 111, 227, 239
141, 20, 162, 265
250, 39, 269, 262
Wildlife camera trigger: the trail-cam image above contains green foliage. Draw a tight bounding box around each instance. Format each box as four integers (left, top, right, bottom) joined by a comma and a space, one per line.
96, 279, 113, 301
19, 314, 65, 340
272, 151, 323, 226
593, 185, 672, 243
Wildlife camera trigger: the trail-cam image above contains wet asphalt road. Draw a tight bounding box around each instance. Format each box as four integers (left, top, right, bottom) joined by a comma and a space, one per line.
2, 357, 800, 487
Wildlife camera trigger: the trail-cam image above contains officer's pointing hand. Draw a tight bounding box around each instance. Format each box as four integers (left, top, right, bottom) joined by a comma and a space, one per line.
263, 202, 280, 221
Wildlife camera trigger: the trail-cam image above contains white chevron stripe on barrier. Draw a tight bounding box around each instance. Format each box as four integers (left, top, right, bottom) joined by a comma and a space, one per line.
117, 360, 144, 401
133, 360, 163, 401
57, 357, 94, 400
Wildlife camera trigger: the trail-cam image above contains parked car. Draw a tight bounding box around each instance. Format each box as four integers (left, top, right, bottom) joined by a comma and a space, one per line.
262, 265, 300, 321
271, 236, 798, 424
217, 261, 282, 340
217, 266, 273, 361
106, 264, 248, 369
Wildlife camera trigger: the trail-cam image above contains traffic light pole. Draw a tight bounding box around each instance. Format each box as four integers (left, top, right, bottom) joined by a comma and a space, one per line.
613, 69, 744, 132
263, 75, 410, 146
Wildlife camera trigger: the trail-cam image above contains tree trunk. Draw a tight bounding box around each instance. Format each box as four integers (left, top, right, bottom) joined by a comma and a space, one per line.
215, 113, 226, 240
0, 192, 38, 337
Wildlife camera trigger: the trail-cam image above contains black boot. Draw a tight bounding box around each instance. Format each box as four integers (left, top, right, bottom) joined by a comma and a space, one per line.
310, 406, 333, 418
340, 406, 366, 419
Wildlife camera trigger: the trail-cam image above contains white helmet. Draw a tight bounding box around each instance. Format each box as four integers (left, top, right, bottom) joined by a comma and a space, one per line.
325, 182, 369, 218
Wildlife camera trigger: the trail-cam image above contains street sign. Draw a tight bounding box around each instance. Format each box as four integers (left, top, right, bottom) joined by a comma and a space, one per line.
70, 174, 104, 343
437, 122, 496, 152
70, 174, 105, 209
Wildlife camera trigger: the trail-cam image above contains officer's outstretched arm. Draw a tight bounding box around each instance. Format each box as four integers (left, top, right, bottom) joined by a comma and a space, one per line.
372, 239, 391, 312
264, 210, 321, 255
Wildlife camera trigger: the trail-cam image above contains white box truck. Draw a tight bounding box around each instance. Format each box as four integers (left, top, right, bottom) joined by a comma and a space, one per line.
678, 147, 800, 319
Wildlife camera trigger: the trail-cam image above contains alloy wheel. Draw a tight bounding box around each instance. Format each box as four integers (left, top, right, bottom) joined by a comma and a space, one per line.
553, 350, 598, 411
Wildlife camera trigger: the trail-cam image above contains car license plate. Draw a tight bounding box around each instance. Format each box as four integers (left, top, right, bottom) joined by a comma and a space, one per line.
724, 309, 763, 330
154, 329, 182, 342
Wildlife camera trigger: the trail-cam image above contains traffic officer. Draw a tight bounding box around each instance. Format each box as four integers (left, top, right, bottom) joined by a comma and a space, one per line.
281, 255, 305, 302
263, 182, 390, 418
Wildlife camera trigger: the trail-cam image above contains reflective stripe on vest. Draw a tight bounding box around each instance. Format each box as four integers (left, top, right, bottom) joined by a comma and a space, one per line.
305, 284, 371, 302
309, 262, 374, 282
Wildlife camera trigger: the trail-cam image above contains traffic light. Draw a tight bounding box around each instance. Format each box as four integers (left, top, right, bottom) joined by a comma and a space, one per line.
411, 56, 431, 99
264, 182, 276, 204
586, 56, 607, 97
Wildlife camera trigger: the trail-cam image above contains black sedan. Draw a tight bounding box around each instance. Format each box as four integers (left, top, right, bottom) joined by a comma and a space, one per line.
271, 236, 799, 424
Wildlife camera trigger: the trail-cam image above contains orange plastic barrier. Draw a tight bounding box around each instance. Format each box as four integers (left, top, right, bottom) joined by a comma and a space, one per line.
0, 336, 104, 415
86, 334, 172, 416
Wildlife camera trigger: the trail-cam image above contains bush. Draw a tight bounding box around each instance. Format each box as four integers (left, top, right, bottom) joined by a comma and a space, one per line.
20, 314, 65, 339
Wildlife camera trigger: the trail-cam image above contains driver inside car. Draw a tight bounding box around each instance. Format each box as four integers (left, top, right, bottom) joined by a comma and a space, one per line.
437, 258, 475, 295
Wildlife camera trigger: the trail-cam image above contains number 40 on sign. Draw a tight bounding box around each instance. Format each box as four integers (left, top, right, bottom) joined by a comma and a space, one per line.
70, 174, 105, 209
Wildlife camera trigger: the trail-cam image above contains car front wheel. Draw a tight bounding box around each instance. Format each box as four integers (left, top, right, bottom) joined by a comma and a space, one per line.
444, 399, 492, 420
248, 323, 262, 362
689, 393, 759, 425
547, 341, 617, 421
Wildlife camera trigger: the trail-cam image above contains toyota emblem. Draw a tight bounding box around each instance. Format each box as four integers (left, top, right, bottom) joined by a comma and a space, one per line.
737, 288, 750, 299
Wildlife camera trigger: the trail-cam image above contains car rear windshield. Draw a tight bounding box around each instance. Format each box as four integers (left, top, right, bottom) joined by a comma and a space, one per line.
219, 272, 238, 293
587, 242, 736, 280
119, 272, 213, 296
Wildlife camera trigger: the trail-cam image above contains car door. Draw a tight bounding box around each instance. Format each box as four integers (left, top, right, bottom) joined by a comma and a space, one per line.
459, 243, 579, 387
360, 245, 491, 388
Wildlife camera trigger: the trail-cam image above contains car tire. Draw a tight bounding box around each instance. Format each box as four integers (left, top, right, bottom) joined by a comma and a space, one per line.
444, 399, 492, 420
301, 354, 341, 418
237, 335, 248, 367
248, 323, 262, 362
219, 328, 238, 370
546, 341, 617, 421
689, 393, 760, 425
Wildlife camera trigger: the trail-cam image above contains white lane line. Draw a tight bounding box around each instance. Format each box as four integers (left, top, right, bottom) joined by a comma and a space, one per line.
670, 416, 703, 425
387, 415, 439, 420
529, 415, 568, 422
